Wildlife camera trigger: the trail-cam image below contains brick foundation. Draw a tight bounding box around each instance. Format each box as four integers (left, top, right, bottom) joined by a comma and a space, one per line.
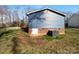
29, 28, 65, 36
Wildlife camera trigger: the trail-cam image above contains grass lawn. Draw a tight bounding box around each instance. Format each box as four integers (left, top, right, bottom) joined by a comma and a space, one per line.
0, 28, 79, 54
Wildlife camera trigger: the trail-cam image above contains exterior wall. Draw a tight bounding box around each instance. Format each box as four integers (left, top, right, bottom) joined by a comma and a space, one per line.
28, 10, 65, 36
28, 10, 65, 28
68, 14, 79, 27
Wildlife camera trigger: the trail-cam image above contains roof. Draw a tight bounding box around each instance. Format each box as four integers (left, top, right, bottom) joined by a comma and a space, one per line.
27, 8, 66, 17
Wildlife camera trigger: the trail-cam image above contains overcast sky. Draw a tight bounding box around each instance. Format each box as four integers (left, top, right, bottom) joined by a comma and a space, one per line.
8, 5, 79, 19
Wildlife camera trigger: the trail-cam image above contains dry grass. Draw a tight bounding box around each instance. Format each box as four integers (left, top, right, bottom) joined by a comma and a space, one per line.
0, 28, 79, 54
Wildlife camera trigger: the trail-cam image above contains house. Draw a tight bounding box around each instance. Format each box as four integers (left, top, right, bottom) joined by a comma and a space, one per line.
68, 13, 79, 28
26, 9, 65, 36
65, 14, 71, 28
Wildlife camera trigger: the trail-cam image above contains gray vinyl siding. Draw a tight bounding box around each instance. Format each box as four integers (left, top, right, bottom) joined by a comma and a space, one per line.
28, 10, 64, 28
68, 14, 79, 27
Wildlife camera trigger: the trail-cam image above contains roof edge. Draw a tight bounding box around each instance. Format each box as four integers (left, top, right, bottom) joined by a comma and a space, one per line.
26, 8, 66, 17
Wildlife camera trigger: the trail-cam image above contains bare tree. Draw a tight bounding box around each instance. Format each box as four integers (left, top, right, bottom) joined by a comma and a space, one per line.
12, 10, 20, 26
8, 10, 12, 26
0, 5, 8, 27
11, 11, 15, 24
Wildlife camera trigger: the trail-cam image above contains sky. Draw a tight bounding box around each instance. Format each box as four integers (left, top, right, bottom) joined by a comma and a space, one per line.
8, 5, 79, 19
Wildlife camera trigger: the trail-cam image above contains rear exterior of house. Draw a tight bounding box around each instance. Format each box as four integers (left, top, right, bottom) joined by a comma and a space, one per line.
27, 9, 65, 36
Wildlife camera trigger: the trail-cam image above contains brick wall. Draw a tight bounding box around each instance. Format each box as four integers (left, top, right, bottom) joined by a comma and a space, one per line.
29, 28, 65, 36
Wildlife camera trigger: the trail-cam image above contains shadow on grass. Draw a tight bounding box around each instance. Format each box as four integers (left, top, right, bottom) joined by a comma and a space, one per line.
0, 30, 12, 37
12, 37, 19, 54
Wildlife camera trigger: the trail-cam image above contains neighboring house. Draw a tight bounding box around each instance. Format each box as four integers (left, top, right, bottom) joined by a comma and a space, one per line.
65, 13, 72, 28
68, 13, 79, 28
27, 9, 65, 36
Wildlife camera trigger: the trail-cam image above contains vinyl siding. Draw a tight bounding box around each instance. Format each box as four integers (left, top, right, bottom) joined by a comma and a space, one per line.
28, 10, 64, 28
68, 14, 79, 27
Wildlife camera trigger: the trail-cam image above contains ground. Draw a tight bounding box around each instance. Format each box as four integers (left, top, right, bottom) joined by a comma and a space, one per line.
0, 28, 79, 54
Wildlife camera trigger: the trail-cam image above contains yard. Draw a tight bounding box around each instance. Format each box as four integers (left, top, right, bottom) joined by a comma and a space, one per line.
0, 28, 79, 54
